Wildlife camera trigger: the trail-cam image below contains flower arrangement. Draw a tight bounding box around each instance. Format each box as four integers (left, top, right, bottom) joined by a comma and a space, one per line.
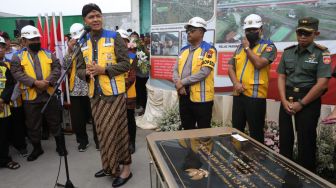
316, 124, 336, 182
264, 120, 280, 153
155, 106, 225, 131
129, 37, 150, 75
155, 105, 181, 132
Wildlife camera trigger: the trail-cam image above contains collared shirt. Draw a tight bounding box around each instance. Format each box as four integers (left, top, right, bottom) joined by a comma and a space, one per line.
277, 42, 332, 88
10, 50, 61, 103
63, 52, 88, 97
5, 48, 17, 60
172, 45, 211, 86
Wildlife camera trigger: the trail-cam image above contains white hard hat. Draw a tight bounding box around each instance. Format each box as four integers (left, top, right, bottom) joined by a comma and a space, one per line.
243, 14, 263, 29
70, 23, 85, 39
184, 17, 207, 30
116, 29, 129, 39
0, 36, 5, 44
21, 25, 41, 39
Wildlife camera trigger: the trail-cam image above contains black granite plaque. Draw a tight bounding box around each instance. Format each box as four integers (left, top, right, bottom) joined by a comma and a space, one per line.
155, 134, 332, 188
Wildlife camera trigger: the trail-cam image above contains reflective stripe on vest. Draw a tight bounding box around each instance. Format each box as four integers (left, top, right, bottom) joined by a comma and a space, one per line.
18, 49, 54, 101
178, 41, 215, 102
235, 43, 269, 98
0, 65, 11, 118
81, 30, 126, 98
126, 53, 136, 98
69, 58, 77, 92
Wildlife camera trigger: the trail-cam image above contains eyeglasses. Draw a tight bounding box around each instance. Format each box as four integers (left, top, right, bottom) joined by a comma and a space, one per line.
296, 30, 313, 37
186, 28, 200, 33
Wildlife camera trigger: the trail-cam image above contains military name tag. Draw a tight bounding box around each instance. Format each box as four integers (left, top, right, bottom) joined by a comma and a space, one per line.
305, 60, 318, 64
305, 54, 317, 64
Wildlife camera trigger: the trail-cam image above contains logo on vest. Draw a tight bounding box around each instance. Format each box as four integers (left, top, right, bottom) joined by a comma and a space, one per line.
106, 53, 113, 61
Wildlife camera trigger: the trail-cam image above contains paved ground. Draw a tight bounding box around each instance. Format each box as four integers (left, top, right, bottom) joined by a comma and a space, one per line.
0, 126, 155, 188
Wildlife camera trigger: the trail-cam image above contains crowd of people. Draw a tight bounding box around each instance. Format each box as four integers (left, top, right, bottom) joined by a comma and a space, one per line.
173, 14, 335, 175
0, 3, 150, 187
0, 2, 335, 188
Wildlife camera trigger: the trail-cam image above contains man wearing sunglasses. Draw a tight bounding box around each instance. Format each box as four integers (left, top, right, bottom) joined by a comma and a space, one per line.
277, 17, 332, 172
173, 17, 217, 130
228, 14, 277, 144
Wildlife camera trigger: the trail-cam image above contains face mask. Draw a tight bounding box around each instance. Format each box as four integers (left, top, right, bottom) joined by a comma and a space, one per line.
28, 43, 41, 52
246, 32, 260, 45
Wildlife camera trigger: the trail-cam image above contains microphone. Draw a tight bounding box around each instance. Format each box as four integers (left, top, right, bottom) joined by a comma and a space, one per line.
76, 26, 91, 45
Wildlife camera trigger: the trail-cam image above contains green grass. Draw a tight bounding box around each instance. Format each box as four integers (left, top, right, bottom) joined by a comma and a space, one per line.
270, 26, 292, 42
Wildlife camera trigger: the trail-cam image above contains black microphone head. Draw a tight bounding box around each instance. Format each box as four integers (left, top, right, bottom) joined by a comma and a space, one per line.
84, 26, 91, 32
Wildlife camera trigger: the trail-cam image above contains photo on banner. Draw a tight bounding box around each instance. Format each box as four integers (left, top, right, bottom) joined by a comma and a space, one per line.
151, 31, 179, 56
216, 0, 336, 44
180, 29, 215, 49
152, 0, 214, 25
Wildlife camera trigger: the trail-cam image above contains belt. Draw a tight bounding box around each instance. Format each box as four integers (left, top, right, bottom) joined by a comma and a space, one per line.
286, 86, 311, 93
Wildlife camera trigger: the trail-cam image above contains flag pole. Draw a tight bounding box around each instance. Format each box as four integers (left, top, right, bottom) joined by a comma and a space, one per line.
51, 12, 57, 53
44, 14, 50, 49
59, 12, 71, 105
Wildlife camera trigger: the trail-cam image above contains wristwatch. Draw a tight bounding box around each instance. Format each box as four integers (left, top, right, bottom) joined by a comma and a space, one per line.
244, 46, 249, 51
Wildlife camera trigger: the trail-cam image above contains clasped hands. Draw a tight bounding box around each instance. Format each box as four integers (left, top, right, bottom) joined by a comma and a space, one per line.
86, 61, 105, 78
282, 100, 303, 115
34, 80, 49, 92
175, 79, 187, 95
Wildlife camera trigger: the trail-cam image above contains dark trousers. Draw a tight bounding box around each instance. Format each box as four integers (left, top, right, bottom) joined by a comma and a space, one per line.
279, 92, 321, 172
179, 95, 213, 130
70, 96, 98, 145
135, 76, 148, 109
0, 116, 12, 166
9, 106, 27, 150
127, 109, 137, 145
232, 95, 266, 143
23, 97, 61, 144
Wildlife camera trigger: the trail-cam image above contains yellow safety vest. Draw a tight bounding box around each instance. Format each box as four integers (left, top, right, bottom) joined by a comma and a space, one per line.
69, 57, 77, 92
0, 65, 11, 118
81, 30, 126, 98
234, 40, 271, 98
178, 41, 217, 102
17, 49, 54, 101
126, 52, 136, 99
4, 61, 22, 107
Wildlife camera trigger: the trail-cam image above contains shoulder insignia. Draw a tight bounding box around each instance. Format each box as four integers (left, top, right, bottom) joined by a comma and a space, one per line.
323, 55, 331, 65
284, 45, 296, 50
265, 46, 273, 52
206, 49, 215, 58
315, 44, 328, 51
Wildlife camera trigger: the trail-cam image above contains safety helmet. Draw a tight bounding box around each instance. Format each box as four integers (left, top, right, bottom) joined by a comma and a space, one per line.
184, 17, 207, 30
243, 14, 263, 29
0, 36, 5, 44
116, 29, 129, 39
21, 25, 41, 39
70, 23, 85, 40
